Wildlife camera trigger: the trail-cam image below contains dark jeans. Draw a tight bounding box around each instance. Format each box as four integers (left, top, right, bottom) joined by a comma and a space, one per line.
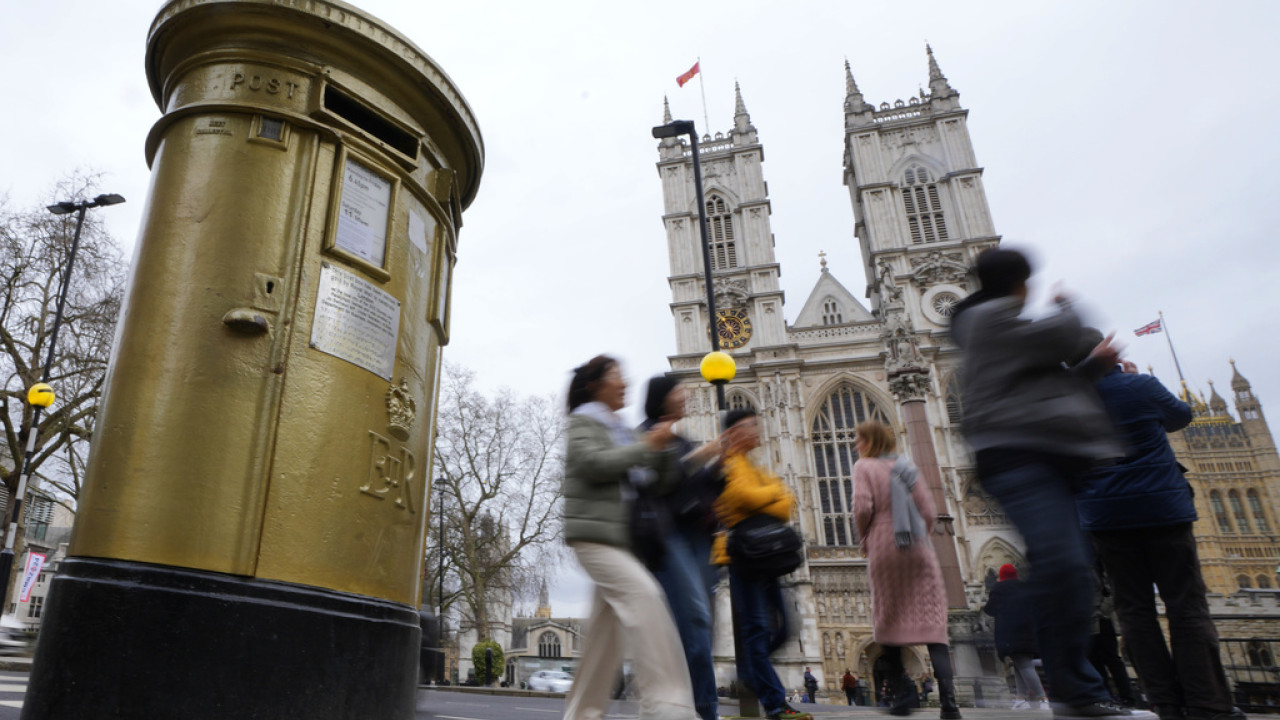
729, 566, 788, 715
1092, 523, 1234, 713
652, 526, 719, 720
982, 459, 1110, 706
1089, 616, 1136, 703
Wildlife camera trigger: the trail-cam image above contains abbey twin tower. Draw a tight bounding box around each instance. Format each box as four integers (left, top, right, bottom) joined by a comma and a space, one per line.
653, 47, 1280, 694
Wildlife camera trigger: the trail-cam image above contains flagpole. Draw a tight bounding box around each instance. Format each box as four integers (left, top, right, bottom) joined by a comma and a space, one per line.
696, 57, 710, 136
1159, 310, 1188, 387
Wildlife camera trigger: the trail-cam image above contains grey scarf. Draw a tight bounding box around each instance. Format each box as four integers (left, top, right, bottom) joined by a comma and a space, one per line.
889, 454, 929, 549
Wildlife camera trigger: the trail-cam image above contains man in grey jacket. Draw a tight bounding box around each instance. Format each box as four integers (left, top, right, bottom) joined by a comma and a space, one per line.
951, 249, 1148, 720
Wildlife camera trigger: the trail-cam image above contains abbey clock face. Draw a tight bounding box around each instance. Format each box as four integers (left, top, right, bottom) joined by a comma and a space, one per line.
710, 308, 753, 349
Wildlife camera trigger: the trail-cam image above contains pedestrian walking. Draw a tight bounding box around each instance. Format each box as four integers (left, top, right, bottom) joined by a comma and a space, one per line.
842, 670, 858, 706
1078, 361, 1246, 720
561, 356, 700, 720
713, 409, 812, 720
640, 376, 725, 720
950, 248, 1152, 720
983, 564, 1048, 710
1089, 562, 1137, 707
851, 420, 961, 719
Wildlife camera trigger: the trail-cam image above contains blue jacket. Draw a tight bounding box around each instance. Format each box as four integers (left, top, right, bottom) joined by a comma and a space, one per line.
1077, 369, 1195, 530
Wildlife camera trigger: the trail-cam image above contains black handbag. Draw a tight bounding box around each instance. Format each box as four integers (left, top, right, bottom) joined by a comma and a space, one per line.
727, 514, 804, 579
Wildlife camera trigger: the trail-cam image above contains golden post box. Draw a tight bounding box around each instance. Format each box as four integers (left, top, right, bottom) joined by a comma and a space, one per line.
22, 1, 482, 718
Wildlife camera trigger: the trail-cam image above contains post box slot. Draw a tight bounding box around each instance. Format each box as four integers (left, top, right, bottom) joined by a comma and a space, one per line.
323, 86, 419, 160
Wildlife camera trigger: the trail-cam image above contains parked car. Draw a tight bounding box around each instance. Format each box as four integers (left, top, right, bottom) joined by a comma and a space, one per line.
527, 670, 574, 693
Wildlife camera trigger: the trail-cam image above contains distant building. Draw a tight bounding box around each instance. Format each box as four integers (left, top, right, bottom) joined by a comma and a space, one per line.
503, 581, 583, 687
1170, 362, 1280, 595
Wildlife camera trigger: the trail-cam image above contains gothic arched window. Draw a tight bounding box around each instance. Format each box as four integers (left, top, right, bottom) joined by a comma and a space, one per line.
901, 165, 949, 244
1258, 575, 1272, 589
1230, 490, 1252, 533
1238, 575, 1252, 590
1248, 489, 1271, 532
537, 631, 561, 659
822, 298, 843, 326
810, 385, 891, 546
705, 194, 737, 270
1210, 491, 1233, 533
729, 393, 754, 412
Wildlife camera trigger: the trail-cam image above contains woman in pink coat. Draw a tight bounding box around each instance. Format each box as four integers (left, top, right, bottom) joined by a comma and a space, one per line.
852, 421, 960, 719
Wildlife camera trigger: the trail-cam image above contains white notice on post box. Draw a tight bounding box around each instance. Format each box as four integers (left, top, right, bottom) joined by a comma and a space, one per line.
310, 263, 400, 380
334, 157, 391, 267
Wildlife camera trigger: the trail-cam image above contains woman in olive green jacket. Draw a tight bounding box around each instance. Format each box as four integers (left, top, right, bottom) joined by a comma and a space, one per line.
562, 355, 699, 720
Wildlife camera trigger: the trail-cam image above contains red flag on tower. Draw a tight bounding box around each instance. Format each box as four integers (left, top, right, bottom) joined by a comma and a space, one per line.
677, 61, 700, 87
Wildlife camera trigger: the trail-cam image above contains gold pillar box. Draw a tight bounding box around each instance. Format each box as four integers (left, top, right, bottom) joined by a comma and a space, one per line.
72, 0, 482, 604
23, 3, 482, 718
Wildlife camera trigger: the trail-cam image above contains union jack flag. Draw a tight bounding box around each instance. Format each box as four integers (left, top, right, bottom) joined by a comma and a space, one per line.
1134, 319, 1163, 336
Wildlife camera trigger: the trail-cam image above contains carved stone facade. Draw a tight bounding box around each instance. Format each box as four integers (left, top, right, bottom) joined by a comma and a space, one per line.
657, 50, 1023, 696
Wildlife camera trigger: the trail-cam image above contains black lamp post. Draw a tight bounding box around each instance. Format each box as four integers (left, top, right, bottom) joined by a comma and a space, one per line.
437, 477, 446, 685
0, 193, 125, 605
652, 120, 755, 716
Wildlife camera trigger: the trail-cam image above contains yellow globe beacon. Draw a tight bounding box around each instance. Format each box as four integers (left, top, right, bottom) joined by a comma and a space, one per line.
27, 383, 55, 408
700, 351, 736, 385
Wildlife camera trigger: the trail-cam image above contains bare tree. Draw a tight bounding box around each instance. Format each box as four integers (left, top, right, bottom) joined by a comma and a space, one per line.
0, 173, 127, 519
426, 364, 566, 643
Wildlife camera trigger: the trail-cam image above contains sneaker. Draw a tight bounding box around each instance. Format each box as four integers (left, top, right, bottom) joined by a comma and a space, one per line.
1040, 700, 1052, 711
1053, 702, 1158, 720
1013, 700, 1032, 710
767, 708, 813, 720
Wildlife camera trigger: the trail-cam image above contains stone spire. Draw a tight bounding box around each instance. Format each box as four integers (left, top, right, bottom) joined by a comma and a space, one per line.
535, 578, 551, 619
1208, 380, 1229, 416
732, 81, 757, 144
844, 59, 870, 114
1230, 358, 1251, 392
926, 44, 955, 97
663, 94, 672, 124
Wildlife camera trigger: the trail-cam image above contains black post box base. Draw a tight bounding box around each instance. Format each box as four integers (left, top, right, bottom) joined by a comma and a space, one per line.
21, 557, 421, 719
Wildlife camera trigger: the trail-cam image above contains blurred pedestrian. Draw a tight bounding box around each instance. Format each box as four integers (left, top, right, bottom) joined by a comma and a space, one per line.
561, 356, 700, 720
641, 376, 725, 720
1078, 361, 1246, 720
804, 667, 819, 703
851, 420, 961, 719
1089, 562, 1137, 707
713, 409, 812, 720
842, 670, 858, 706
983, 564, 1047, 710
950, 248, 1150, 720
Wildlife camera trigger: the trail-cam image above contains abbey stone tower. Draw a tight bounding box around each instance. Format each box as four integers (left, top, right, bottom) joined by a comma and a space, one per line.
655, 48, 1021, 694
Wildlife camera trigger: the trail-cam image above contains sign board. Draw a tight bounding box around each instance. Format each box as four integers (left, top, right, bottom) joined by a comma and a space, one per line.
334, 157, 391, 267
310, 263, 401, 380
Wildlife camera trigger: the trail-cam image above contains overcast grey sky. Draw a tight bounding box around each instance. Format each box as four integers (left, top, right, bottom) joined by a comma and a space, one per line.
5, 1, 1279, 617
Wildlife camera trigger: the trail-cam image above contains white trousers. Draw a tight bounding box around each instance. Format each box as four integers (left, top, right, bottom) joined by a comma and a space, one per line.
564, 542, 698, 720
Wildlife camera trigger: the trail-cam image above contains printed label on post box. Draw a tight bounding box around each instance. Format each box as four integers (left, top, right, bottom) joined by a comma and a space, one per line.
310, 263, 401, 380
335, 157, 391, 267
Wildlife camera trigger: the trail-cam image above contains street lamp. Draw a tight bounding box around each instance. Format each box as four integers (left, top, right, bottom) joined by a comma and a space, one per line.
0, 193, 125, 609
652, 120, 730, 411
653, 120, 759, 716
437, 477, 446, 685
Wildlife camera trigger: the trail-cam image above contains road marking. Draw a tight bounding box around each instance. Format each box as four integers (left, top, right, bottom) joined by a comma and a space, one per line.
0, 701, 22, 708
444, 701, 489, 706
514, 708, 559, 713
435, 715, 484, 720
0, 684, 26, 692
